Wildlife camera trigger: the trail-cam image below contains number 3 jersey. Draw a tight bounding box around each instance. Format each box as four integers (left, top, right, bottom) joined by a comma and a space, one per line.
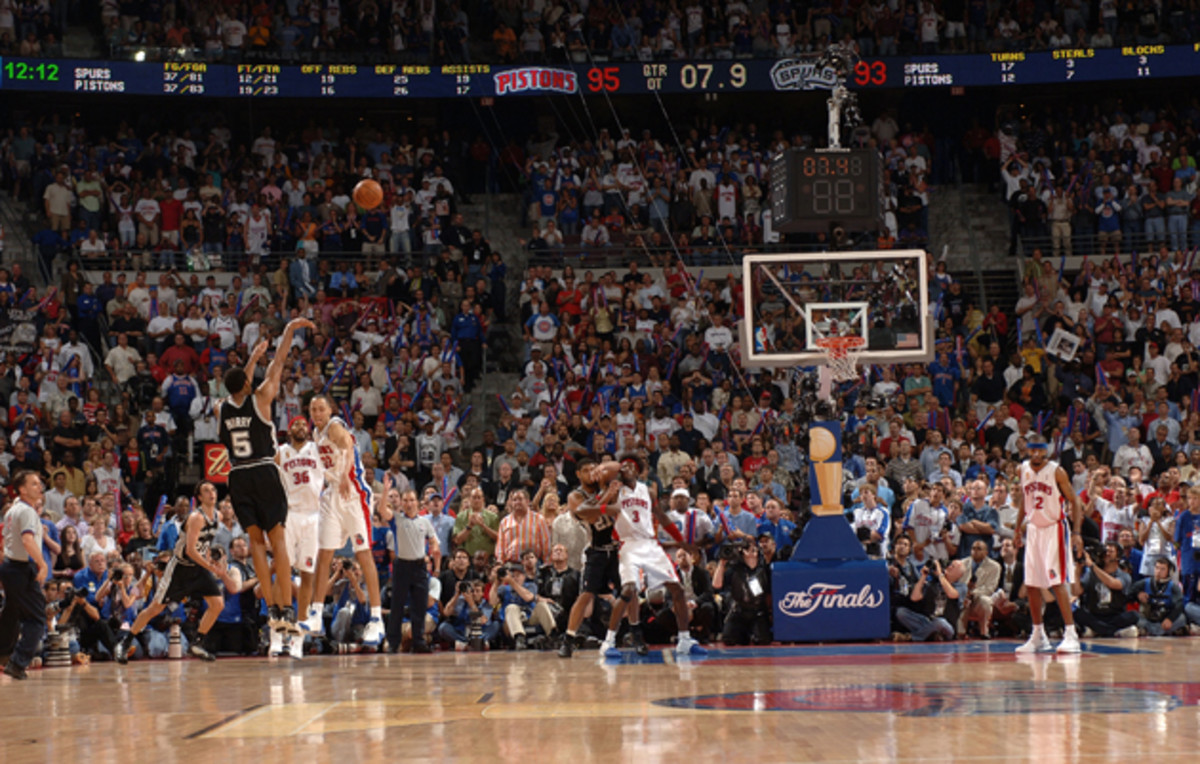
278, 441, 323, 516
614, 482, 656, 543
1020, 459, 1065, 528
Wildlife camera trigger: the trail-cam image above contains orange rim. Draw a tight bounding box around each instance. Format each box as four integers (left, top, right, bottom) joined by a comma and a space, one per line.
814, 336, 867, 358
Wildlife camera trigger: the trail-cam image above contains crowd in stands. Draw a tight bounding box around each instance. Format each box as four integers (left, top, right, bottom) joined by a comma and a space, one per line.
0, 0, 67, 58
996, 100, 1200, 258
87, 0, 1200, 66
4, 107, 931, 272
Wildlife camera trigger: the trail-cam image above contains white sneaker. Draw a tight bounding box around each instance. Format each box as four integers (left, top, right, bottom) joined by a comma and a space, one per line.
1015, 632, 1053, 654
1115, 626, 1140, 639
269, 628, 285, 657
288, 634, 304, 660
362, 617, 385, 648
1056, 632, 1082, 654
455, 641, 469, 652
599, 639, 621, 659
300, 608, 324, 637
674, 635, 708, 657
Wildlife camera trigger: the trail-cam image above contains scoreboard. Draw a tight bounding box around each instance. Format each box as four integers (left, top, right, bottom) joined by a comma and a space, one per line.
2, 44, 1199, 98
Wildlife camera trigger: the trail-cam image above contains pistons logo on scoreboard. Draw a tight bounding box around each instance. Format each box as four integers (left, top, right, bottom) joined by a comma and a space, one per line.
204, 444, 231, 485
494, 67, 578, 95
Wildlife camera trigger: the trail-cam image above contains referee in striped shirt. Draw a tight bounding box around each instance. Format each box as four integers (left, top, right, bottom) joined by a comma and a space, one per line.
0, 471, 50, 680
379, 489, 440, 653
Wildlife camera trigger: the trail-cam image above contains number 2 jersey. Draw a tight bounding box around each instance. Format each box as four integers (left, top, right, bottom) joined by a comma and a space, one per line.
278, 441, 324, 516
614, 481, 655, 543
1020, 459, 1065, 528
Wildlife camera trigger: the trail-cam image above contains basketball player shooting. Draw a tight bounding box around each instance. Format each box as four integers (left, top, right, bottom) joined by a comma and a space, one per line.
1014, 438, 1084, 654
219, 317, 314, 635
601, 456, 707, 659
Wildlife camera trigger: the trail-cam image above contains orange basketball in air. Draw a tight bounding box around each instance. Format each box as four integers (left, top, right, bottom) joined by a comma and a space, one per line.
353, 179, 383, 210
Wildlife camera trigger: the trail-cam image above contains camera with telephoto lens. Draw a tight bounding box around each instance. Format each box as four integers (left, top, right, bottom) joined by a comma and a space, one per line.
924, 559, 940, 576
856, 525, 881, 557
458, 580, 472, 594
721, 538, 752, 561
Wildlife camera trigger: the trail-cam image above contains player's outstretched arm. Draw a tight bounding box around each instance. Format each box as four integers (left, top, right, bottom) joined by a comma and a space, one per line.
256, 318, 316, 406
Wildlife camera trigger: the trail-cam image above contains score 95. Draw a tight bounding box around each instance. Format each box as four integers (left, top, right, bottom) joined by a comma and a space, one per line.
853, 60, 887, 86
587, 66, 620, 92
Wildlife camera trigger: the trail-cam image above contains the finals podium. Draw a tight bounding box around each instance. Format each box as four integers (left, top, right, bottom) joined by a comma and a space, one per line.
772, 421, 890, 642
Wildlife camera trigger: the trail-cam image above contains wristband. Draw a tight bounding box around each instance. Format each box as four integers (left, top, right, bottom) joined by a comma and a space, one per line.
665, 523, 685, 544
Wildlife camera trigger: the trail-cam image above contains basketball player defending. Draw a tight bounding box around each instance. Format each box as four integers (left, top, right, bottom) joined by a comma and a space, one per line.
602, 456, 707, 658
1015, 438, 1084, 654
302, 395, 387, 648
558, 457, 625, 658
219, 317, 312, 635
116, 482, 226, 663
277, 416, 324, 659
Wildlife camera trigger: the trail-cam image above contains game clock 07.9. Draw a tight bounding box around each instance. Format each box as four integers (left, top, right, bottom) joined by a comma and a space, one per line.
3, 60, 59, 82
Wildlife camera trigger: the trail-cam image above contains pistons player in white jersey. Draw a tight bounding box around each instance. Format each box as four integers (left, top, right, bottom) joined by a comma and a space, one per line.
301, 395, 386, 648
1014, 438, 1084, 655
599, 456, 707, 658
276, 416, 324, 659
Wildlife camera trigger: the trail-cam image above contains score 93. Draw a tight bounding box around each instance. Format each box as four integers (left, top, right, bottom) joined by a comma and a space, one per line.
853, 60, 887, 86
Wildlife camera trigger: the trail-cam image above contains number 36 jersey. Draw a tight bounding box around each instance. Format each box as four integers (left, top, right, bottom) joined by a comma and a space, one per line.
1020, 459, 1065, 529
615, 482, 656, 543
278, 441, 323, 516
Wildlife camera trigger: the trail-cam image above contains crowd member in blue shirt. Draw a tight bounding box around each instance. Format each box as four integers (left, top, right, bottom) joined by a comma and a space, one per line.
449, 299, 486, 391
957, 479, 1000, 558
72, 552, 119, 658
756, 498, 796, 552
437, 579, 500, 650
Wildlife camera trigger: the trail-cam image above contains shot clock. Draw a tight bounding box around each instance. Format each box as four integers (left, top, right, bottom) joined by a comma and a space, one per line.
769, 148, 883, 234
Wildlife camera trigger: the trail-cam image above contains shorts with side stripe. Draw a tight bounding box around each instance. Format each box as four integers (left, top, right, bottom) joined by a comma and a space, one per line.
229, 462, 288, 533
154, 558, 221, 606
319, 489, 373, 552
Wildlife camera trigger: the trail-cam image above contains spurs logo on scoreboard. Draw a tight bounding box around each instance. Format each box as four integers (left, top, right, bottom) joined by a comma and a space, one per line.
493, 67, 578, 95
778, 583, 885, 618
769, 60, 839, 91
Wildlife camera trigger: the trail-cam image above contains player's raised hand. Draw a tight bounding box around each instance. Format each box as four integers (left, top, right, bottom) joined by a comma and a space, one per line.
250, 339, 269, 360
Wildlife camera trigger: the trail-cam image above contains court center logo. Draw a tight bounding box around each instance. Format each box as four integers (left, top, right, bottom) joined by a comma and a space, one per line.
769, 60, 839, 91
494, 67, 578, 95
779, 583, 884, 618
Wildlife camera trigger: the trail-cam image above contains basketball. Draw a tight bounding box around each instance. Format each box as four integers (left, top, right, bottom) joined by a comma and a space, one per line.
352, 179, 383, 210
809, 426, 837, 462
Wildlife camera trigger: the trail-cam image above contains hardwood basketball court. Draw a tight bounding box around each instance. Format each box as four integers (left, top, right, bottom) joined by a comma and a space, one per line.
3, 639, 1199, 762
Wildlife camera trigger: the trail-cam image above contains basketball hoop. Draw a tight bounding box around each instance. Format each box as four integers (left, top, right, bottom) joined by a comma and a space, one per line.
814, 335, 867, 382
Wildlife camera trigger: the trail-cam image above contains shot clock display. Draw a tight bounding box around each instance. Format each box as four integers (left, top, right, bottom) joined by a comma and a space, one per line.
770, 148, 883, 234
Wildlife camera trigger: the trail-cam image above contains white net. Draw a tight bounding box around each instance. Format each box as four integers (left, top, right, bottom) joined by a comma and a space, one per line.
814, 336, 867, 382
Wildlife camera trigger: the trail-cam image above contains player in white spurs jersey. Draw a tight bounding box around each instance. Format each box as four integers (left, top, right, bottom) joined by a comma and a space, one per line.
1014, 438, 1084, 655
303, 394, 387, 648
598, 456, 707, 659
276, 416, 323, 659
